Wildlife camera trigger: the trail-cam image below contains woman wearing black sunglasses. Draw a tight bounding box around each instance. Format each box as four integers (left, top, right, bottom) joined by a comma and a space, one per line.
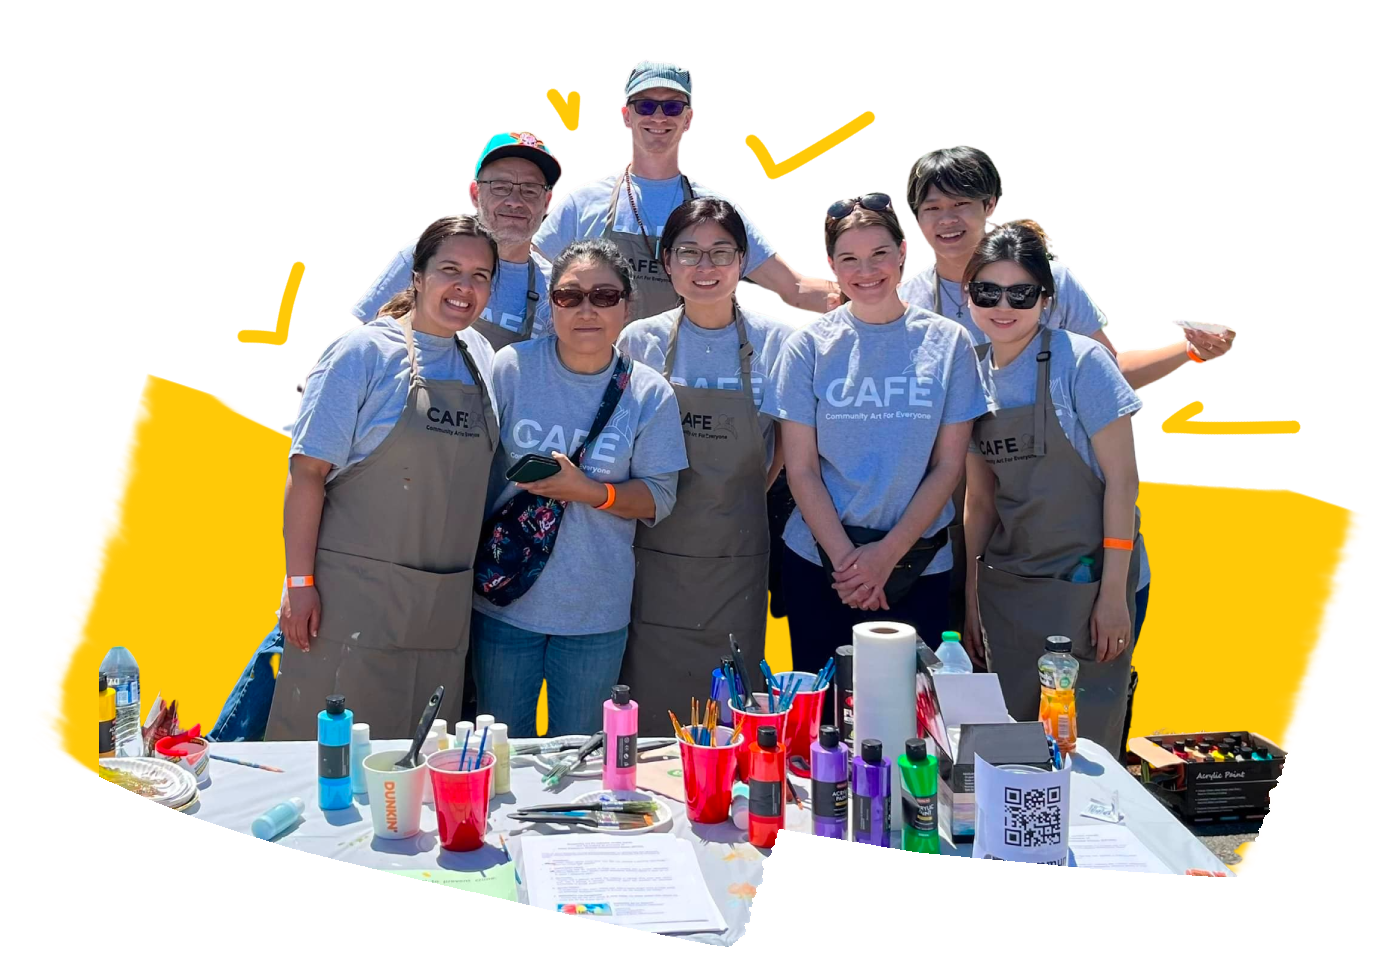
961, 221, 1146, 760
763, 195, 989, 676
470, 239, 689, 737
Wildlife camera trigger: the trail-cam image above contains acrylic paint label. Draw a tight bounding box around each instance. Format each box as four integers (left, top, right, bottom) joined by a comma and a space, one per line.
813, 778, 849, 820
749, 778, 782, 819
99, 718, 114, 757
902, 791, 937, 832
319, 742, 349, 780
853, 793, 873, 836
615, 733, 637, 769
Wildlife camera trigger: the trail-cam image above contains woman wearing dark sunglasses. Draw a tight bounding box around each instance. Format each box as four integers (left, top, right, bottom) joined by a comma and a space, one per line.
764, 195, 989, 676
961, 221, 1146, 761
613, 198, 794, 734
470, 239, 689, 736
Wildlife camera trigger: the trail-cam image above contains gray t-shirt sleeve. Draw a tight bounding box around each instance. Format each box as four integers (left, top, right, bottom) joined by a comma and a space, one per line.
533, 193, 580, 262
1072, 339, 1142, 436
627, 380, 688, 526
289, 332, 376, 470
351, 244, 415, 324
942, 327, 991, 426
733, 202, 775, 275
763, 330, 817, 426
1051, 265, 1109, 336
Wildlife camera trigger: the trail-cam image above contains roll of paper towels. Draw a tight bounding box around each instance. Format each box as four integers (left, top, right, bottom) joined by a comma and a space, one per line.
852, 621, 919, 833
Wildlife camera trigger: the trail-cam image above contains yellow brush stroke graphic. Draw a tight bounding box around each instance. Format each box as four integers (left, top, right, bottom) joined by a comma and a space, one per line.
238, 263, 304, 345
745, 111, 875, 179
547, 89, 581, 131
62, 382, 1345, 762
1163, 402, 1300, 435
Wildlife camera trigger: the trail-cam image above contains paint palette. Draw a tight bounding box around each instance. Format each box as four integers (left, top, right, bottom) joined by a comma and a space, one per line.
99, 757, 199, 812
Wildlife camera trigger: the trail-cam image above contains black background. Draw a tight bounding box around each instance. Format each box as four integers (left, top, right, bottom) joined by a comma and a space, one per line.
40, 53, 1363, 932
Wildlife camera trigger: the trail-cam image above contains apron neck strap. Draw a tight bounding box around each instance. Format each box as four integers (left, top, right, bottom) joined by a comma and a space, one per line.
523, 259, 539, 329
603, 169, 626, 230
663, 303, 755, 398
399, 315, 423, 385
1033, 327, 1052, 458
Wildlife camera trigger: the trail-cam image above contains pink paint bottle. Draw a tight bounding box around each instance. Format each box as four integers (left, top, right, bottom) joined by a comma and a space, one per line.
603, 685, 638, 791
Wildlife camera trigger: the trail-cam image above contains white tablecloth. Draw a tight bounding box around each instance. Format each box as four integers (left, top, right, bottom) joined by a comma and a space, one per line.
190, 736, 1226, 946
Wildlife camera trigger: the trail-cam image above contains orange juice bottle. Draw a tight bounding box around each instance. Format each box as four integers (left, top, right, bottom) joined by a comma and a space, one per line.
1037, 636, 1078, 753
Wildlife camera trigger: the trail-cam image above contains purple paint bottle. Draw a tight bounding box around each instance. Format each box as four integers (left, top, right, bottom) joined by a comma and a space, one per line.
810, 725, 850, 839
852, 738, 891, 848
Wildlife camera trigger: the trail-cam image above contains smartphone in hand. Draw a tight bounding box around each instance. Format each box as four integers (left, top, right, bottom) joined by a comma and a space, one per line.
507, 453, 562, 484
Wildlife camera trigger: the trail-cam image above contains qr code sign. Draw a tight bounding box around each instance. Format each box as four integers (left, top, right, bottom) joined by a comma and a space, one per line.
1002, 785, 1063, 848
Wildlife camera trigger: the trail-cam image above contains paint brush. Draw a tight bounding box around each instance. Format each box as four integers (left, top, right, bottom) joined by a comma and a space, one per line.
731, 635, 756, 708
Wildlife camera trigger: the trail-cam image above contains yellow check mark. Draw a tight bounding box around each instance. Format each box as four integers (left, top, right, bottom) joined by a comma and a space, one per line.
1162, 402, 1300, 434
238, 263, 304, 345
547, 89, 581, 131
745, 111, 875, 179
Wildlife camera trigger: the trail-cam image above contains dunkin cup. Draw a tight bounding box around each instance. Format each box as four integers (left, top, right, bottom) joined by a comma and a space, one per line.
156, 736, 211, 786
774, 671, 825, 778
427, 749, 495, 852
679, 725, 743, 824
726, 694, 789, 783
363, 750, 429, 840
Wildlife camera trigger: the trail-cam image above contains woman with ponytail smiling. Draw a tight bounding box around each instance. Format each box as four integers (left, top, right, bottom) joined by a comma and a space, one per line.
962, 220, 1147, 761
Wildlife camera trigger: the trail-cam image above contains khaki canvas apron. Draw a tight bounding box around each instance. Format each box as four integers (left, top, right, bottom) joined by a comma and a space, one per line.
973, 328, 1142, 750
266, 317, 499, 741
622, 308, 770, 735
472, 258, 541, 352
602, 169, 694, 322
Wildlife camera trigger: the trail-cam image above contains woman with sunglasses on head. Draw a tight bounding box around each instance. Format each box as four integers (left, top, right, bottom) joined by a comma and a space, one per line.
470, 239, 688, 737
961, 221, 1147, 761
764, 195, 989, 676
613, 198, 794, 735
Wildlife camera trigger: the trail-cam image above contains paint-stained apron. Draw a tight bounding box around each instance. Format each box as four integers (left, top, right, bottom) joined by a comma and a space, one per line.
622, 308, 770, 735
472, 258, 541, 352
973, 328, 1141, 750
602, 170, 694, 321
265, 316, 498, 740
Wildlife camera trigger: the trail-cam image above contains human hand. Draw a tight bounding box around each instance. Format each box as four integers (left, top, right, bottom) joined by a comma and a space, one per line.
281, 586, 321, 653
832, 540, 899, 610
1184, 326, 1235, 361
521, 452, 608, 506
1091, 592, 1132, 663
964, 593, 986, 663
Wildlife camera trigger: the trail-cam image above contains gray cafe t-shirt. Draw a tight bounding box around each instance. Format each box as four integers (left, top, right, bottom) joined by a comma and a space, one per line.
474, 337, 689, 636
616, 309, 794, 468
352, 247, 554, 341
763, 304, 989, 575
899, 263, 1107, 345
973, 327, 1150, 589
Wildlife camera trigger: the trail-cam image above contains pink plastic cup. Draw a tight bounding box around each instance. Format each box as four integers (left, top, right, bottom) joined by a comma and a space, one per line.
427, 749, 495, 852
774, 671, 826, 778
726, 694, 789, 783
678, 726, 744, 824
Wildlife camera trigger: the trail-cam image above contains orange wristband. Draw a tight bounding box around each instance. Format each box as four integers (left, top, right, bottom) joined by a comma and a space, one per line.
287, 574, 314, 588
1187, 346, 1205, 364
595, 482, 617, 511
1102, 538, 1134, 551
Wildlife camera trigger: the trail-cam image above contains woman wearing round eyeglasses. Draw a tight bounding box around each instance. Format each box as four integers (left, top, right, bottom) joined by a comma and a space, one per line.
961, 221, 1146, 760
613, 198, 794, 735
470, 239, 689, 737
764, 194, 989, 676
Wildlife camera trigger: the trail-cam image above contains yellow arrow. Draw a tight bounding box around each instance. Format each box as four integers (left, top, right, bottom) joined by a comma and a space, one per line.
1162, 402, 1299, 435
746, 111, 875, 179
238, 262, 304, 345
547, 89, 581, 131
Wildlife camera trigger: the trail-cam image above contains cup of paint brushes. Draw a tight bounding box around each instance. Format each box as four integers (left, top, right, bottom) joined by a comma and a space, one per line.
726, 694, 789, 783
678, 725, 743, 824
363, 750, 429, 840
774, 672, 825, 779
427, 749, 495, 851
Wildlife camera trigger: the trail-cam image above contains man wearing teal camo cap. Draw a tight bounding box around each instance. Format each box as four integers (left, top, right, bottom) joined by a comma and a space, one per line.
534, 60, 840, 320
353, 131, 563, 351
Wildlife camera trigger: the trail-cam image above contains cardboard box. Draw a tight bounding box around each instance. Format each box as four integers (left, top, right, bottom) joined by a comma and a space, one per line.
1127, 731, 1286, 823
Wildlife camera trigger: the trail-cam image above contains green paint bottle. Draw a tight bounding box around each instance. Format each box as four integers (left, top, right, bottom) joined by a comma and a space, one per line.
898, 738, 939, 854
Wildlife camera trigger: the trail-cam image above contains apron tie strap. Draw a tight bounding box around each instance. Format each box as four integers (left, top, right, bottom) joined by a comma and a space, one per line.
1033, 327, 1052, 458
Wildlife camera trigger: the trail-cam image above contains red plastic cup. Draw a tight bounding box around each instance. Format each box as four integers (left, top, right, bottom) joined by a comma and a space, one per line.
726, 694, 789, 783
774, 672, 826, 778
678, 725, 744, 824
427, 749, 495, 852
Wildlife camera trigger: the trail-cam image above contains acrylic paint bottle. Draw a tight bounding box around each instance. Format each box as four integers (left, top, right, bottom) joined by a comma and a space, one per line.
810, 725, 849, 839
748, 725, 785, 848
898, 738, 939, 854
454, 721, 473, 748
603, 685, 638, 791
350, 723, 371, 796
252, 797, 306, 840
491, 723, 512, 795
834, 646, 855, 744
317, 695, 353, 811
851, 738, 891, 848
99, 674, 116, 760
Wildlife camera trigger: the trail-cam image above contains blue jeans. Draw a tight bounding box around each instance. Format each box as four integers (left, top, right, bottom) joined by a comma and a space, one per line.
209, 623, 284, 742
470, 611, 628, 738
1134, 584, 1151, 644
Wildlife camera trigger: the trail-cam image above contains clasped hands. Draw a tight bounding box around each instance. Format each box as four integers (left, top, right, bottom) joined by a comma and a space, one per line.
830, 539, 901, 611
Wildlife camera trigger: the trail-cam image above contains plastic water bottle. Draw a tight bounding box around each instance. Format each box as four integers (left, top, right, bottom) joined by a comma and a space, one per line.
1038, 636, 1079, 753
1068, 556, 1095, 583
99, 646, 142, 757
934, 631, 973, 674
